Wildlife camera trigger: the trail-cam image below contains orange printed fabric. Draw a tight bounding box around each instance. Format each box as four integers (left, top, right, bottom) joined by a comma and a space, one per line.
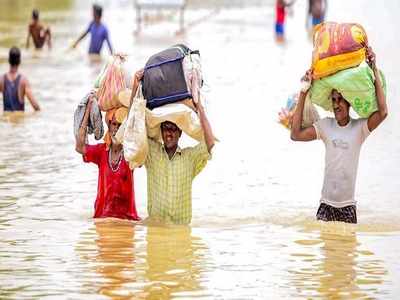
311, 22, 368, 79
97, 55, 126, 111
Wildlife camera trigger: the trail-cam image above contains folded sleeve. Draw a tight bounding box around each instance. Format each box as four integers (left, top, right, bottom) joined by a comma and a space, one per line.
85, 22, 93, 34
313, 118, 327, 142
145, 138, 160, 167
359, 118, 371, 144
83, 144, 103, 165
188, 142, 211, 177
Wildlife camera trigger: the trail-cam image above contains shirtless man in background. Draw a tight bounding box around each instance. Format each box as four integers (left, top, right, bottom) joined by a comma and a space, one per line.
26, 9, 52, 50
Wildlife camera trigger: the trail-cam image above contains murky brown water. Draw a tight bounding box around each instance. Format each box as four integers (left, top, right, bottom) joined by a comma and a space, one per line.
1, 0, 400, 299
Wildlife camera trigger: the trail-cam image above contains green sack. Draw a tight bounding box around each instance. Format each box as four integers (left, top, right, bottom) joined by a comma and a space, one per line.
309, 62, 386, 118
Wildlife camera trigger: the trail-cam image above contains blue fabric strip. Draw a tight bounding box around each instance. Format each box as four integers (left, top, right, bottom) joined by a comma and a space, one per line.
145, 56, 184, 70
147, 92, 191, 109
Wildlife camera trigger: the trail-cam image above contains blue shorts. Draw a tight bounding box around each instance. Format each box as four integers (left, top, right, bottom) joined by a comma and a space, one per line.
312, 17, 323, 26
275, 22, 284, 35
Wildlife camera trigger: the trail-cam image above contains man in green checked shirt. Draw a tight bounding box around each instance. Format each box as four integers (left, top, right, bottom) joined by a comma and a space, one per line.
132, 69, 215, 225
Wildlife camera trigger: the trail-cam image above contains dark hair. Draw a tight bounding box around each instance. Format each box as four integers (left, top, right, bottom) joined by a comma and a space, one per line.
93, 4, 103, 18
9, 47, 21, 66
32, 9, 39, 20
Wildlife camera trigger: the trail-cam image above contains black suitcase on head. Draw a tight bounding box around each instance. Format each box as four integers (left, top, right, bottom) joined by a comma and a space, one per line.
142, 44, 200, 109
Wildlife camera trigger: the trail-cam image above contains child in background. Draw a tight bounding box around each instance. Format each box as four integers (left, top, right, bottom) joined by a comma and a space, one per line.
275, 0, 295, 43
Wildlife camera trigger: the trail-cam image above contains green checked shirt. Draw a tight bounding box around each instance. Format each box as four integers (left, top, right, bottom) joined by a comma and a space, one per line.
145, 138, 211, 224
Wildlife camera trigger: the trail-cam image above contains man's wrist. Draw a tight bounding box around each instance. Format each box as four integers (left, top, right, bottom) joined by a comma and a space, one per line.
372, 66, 379, 80
299, 90, 308, 98
197, 104, 204, 113
300, 80, 311, 93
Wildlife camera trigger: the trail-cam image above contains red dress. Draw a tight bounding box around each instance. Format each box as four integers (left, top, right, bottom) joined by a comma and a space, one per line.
83, 143, 140, 220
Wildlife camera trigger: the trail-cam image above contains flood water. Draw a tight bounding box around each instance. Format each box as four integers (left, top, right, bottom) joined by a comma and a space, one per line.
0, 0, 399, 299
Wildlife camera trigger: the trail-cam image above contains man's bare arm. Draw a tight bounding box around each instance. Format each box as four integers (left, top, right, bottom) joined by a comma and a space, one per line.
196, 101, 215, 153
366, 47, 388, 132
72, 31, 88, 49
129, 69, 144, 108
24, 79, 40, 111
75, 98, 92, 155
290, 70, 317, 141
26, 27, 31, 49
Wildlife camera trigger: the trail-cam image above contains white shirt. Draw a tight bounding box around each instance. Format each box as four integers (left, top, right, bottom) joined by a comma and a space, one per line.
313, 117, 370, 208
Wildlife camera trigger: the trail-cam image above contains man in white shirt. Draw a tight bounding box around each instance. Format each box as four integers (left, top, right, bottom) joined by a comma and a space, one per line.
290, 47, 388, 223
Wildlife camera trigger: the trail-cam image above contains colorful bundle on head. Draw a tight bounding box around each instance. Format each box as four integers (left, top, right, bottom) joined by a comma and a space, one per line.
97, 55, 127, 111
106, 107, 128, 124
312, 22, 368, 79
309, 62, 386, 118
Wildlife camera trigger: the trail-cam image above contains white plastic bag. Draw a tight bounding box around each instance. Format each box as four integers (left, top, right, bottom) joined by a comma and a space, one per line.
146, 101, 204, 142
119, 84, 148, 169
182, 52, 202, 103
278, 93, 320, 129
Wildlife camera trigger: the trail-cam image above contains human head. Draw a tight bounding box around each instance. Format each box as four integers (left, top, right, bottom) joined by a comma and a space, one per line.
32, 9, 39, 21
108, 115, 121, 141
105, 108, 126, 146
331, 89, 350, 124
8, 47, 21, 67
93, 4, 103, 22
161, 121, 182, 150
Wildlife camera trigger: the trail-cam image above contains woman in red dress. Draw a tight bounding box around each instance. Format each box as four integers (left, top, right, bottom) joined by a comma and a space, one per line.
75, 96, 140, 221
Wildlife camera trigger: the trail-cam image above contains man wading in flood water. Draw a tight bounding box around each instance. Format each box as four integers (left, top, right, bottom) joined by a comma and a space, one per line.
72, 4, 113, 55
130, 69, 215, 225
0, 47, 41, 112
290, 47, 387, 223
26, 9, 52, 50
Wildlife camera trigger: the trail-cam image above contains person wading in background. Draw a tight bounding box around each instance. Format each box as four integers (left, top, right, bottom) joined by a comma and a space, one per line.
275, 0, 296, 43
26, 9, 52, 50
72, 4, 113, 55
0, 47, 40, 112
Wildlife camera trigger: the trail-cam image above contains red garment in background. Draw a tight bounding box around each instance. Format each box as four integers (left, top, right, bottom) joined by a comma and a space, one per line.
276, 2, 286, 24
83, 143, 140, 220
